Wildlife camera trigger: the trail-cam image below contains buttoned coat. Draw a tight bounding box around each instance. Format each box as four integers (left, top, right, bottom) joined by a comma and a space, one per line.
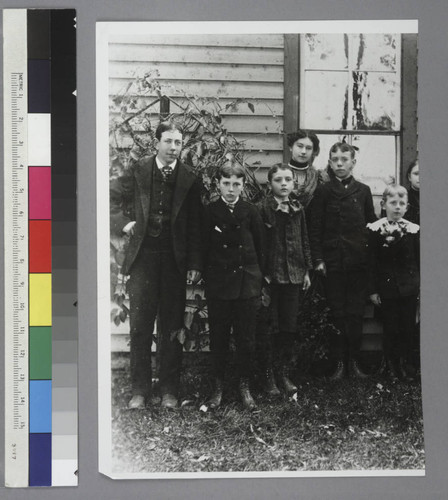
258, 195, 312, 284
110, 155, 203, 276
309, 178, 377, 272
367, 218, 420, 298
203, 198, 265, 300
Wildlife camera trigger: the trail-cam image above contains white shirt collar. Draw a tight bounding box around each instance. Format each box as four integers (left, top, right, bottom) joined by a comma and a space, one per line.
221, 196, 239, 206
156, 156, 177, 170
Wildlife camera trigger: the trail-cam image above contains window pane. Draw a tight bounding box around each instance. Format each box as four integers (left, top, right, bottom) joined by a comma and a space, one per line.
352, 134, 397, 194
312, 134, 342, 172
350, 34, 399, 72
302, 71, 348, 129
302, 34, 348, 70
352, 71, 401, 130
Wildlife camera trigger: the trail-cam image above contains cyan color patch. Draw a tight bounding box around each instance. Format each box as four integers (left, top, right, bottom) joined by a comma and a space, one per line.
29, 380, 52, 433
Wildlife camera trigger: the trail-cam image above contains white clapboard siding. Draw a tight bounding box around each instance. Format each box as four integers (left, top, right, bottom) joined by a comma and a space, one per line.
109, 43, 284, 66
109, 97, 284, 118
110, 79, 284, 100
109, 61, 284, 83
109, 34, 284, 48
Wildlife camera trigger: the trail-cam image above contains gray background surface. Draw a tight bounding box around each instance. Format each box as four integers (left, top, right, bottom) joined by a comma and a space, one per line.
1, 0, 447, 498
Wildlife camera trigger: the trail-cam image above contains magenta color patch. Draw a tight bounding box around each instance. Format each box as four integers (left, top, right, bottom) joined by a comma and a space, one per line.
29, 167, 51, 219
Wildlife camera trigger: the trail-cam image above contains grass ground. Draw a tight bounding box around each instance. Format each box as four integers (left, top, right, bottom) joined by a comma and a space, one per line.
110, 355, 425, 474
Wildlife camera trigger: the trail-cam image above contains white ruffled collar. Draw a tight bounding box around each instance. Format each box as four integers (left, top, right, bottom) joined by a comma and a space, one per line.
367, 217, 419, 234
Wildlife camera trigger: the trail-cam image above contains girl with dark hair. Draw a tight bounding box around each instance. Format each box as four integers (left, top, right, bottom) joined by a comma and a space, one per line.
405, 160, 419, 224
285, 129, 326, 210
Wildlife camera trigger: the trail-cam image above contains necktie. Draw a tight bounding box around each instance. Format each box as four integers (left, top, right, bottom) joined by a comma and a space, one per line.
225, 202, 236, 212
161, 166, 173, 180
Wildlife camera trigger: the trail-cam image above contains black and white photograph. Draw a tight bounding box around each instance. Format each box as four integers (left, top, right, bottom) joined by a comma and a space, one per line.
96, 20, 424, 478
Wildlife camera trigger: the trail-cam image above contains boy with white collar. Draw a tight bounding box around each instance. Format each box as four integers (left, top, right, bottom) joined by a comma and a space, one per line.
368, 185, 420, 380
203, 164, 265, 410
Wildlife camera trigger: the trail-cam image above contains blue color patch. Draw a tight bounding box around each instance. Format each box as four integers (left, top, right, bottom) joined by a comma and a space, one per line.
29, 433, 51, 486
29, 380, 52, 433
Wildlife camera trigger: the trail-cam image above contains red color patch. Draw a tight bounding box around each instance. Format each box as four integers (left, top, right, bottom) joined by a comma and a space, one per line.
29, 220, 52, 273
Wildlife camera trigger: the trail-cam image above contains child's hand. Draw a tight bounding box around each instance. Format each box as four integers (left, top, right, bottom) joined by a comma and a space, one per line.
315, 261, 326, 276
303, 272, 311, 291
370, 293, 381, 306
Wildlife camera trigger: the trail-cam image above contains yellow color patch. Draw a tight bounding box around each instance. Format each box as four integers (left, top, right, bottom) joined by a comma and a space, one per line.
30, 274, 52, 326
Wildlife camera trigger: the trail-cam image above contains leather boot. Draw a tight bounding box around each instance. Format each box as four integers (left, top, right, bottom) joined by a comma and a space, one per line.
385, 357, 399, 381
208, 378, 223, 409
261, 368, 281, 397
329, 359, 346, 381
239, 378, 257, 410
350, 358, 369, 379
279, 366, 298, 394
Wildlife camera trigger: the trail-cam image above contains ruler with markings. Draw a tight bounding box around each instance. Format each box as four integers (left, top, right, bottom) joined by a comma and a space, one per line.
4, 9, 78, 488
4, 10, 29, 486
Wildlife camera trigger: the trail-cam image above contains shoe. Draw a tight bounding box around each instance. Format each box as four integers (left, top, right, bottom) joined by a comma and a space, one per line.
385, 357, 399, 381
261, 368, 281, 397
161, 393, 178, 409
279, 366, 297, 394
399, 357, 416, 382
208, 379, 223, 409
128, 395, 145, 409
329, 360, 346, 381
350, 359, 369, 379
239, 378, 257, 411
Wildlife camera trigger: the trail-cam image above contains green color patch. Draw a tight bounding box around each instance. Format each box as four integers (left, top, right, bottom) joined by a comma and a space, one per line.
29, 327, 52, 380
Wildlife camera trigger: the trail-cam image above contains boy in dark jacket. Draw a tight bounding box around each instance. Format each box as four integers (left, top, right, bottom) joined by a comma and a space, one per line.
203, 164, 265, 410
310, 142, 377, 379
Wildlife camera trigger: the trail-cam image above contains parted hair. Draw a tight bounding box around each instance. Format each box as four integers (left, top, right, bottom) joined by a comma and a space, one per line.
215, 163, 246, 181
267, 163, 294, 183
329, 142, 357, 159
287, 129, 320, 154
381, 184, 408, 202
155, 121, 183, 140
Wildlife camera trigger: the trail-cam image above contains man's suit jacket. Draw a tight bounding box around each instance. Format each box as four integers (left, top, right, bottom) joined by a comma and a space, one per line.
203, 198, 265, 300
309, 178, 377, 272
110, 155, 203, 276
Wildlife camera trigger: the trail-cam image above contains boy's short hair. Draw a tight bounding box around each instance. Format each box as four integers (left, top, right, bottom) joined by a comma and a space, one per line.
329, 142, 356, 159
216, 163, 246, 182
287, 129, 320, 154
267, 163, 294, 183
381, 184, 408, 202
155, 121, 183, 140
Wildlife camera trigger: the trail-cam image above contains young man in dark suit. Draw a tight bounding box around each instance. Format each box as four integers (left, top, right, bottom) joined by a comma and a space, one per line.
203, 164, 265, 410
110, 122, 203, 409
310, 142, 377, 379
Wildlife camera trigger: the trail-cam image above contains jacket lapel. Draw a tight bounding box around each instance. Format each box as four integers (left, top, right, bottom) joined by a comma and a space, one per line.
171, 162, 196, 224
134, 155, 155, 227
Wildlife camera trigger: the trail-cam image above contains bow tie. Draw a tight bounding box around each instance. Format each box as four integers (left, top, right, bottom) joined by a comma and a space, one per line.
341, 177, 352, 187
161, 165, 174, 180
275, 200, 291, 213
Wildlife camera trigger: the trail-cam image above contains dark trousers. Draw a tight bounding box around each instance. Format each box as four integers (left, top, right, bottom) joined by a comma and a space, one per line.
207, 297, 259, 379
381, 294, 418, 363
325, 270, 368, 361
257, 284, 302, 368
128, 245, 185, 397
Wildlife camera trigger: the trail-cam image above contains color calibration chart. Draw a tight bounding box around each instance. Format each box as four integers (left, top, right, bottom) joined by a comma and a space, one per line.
3, 9, 78, 487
